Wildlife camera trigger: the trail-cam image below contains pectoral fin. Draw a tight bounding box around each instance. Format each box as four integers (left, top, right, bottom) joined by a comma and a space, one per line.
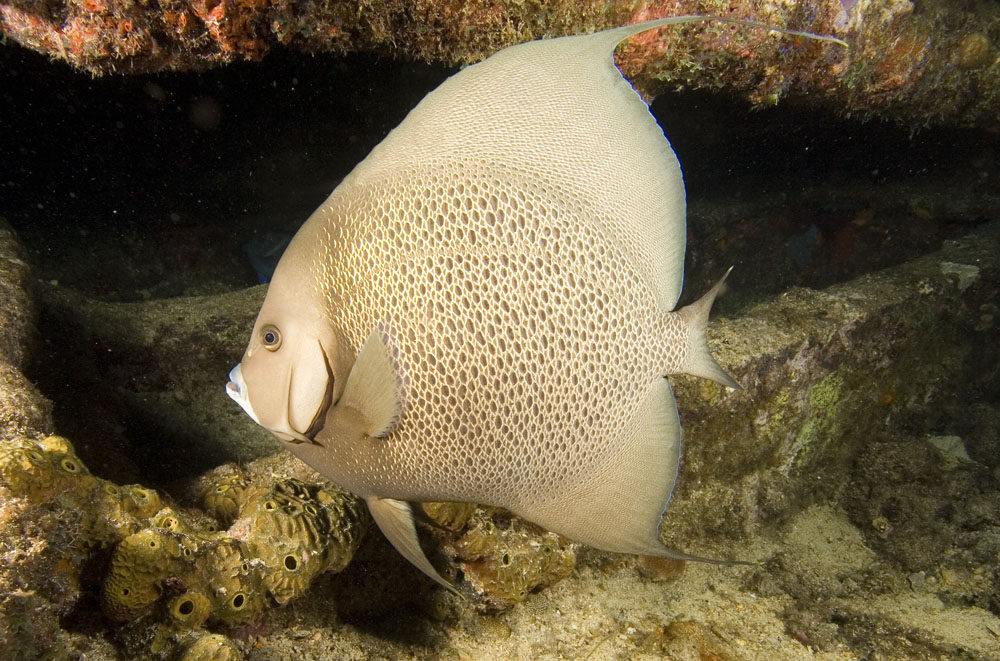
367, 497, 458, 594
338, 329, 403, 438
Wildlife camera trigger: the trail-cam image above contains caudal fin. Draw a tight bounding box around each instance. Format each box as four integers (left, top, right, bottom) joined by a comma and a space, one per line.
676, 268, 741, 390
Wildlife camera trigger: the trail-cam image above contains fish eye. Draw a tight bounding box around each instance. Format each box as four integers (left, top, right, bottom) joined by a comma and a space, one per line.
261, 325, 282, 351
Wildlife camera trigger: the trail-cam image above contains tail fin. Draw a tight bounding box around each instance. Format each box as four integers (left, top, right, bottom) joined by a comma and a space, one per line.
676, 268, 741, 390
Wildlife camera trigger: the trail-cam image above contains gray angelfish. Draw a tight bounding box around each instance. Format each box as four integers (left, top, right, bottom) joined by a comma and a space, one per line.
227, 16, 841, 589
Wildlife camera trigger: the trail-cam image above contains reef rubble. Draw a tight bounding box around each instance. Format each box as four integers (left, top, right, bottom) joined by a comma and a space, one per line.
2, 214, 999, 657
2, 0, 1000, 129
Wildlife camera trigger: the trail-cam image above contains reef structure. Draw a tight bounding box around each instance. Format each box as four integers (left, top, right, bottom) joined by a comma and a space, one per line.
1, 0, 999, 129
3, 206, 1000, 658
0, 225, 376, 658
0, 432, 370, 660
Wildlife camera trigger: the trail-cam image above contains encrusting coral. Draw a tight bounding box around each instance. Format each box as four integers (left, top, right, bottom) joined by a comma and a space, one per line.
427, 504, 579, 611
0, 433, 369, 658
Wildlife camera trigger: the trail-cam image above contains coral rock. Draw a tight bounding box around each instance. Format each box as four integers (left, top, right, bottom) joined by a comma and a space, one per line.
178, 631, 241, 661
101, 473, 369, 630
3, 1, 1000, 128
439, 507, 578, 611
421, 500, 477, 531
956, 32, 992, 70
0, 429, 369, 658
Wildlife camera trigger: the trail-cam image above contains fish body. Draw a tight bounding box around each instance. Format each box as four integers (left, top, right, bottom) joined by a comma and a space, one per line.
228, 16, 747, 589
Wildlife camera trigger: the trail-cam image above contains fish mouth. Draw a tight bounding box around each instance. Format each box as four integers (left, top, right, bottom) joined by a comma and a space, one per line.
226, 364, 260, 424
227, 361, 325, 446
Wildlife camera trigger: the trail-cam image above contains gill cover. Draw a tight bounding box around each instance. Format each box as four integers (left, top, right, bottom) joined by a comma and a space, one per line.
235, 338, 334, 444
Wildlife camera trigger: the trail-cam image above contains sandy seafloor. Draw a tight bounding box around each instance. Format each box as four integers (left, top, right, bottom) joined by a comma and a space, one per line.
2, 30, 1000, 661
238, 505, 1000, 660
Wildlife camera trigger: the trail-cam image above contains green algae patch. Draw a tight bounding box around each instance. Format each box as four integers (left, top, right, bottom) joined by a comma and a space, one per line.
790, 371, 846, 467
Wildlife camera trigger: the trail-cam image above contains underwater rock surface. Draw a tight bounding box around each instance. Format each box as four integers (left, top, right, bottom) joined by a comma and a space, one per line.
0, 220, 51, 441
34, 284, 274, 481
2, 211, 999, 657
1, 0, 999, 129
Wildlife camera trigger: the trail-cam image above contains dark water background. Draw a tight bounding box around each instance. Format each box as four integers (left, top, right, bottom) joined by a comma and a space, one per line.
2, 40, 996, 309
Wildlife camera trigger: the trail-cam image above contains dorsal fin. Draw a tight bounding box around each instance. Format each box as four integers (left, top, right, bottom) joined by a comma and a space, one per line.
337, 16, 844, 312
340, 18, 687, 309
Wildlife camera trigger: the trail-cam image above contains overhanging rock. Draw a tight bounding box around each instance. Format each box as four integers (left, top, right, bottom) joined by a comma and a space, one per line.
2, 1, 999, 129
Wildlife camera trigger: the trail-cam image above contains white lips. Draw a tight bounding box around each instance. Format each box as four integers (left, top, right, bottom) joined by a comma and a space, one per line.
226, 364, 260, 424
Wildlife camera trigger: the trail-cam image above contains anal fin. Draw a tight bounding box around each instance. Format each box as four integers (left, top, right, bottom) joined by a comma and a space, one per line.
526, 378, 751, 565
366, 496, 458, 594
526, 379, 681, 557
